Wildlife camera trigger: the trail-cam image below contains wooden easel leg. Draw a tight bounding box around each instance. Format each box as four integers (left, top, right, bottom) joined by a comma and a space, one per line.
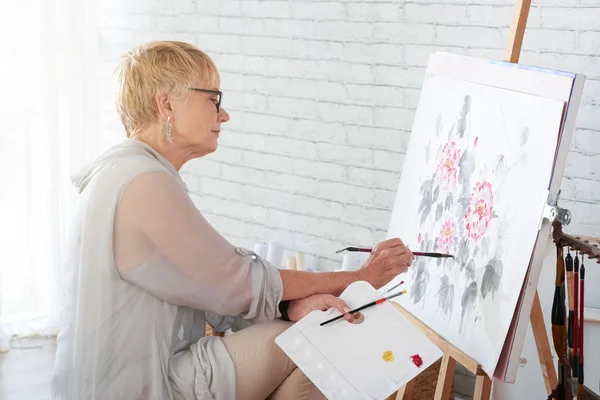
530, 291, 559, 395
473, 372, 492, 400
394, 379, 416, 400
504, 0, 532, 62
434, 353, 456, 400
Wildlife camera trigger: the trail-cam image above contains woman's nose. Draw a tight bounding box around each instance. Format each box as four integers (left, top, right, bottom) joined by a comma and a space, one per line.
219, 108, 230, 123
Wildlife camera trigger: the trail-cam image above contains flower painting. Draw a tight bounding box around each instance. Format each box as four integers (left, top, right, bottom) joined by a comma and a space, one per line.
465, 181, 494, 241
438, 219, 457, 253
384, 69, 566, 377
436, 142, 461, 191
411, 93, 507, 331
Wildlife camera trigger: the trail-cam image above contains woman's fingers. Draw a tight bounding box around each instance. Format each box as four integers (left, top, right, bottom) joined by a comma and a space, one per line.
392, 253, 414, 267
323, 295, 355, 323
343, 307, 355, 322
372, 237, 404, 253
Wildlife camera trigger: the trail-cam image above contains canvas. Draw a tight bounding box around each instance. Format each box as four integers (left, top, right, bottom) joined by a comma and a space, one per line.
383, 73, 566, 376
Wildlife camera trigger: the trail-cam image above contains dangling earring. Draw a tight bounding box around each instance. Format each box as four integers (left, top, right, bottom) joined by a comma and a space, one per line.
163, 116, 173, 144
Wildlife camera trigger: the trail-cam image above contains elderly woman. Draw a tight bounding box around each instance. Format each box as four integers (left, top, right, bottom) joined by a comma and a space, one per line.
51, 41, 413, 400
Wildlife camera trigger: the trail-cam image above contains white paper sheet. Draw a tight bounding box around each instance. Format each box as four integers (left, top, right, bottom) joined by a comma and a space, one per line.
383, 74, 565, 377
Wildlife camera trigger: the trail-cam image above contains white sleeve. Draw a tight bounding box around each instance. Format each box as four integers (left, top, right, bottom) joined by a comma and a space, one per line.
114, 170, 282, 320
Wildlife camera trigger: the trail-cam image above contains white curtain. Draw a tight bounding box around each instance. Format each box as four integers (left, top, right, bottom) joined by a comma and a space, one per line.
0, 0, 100, 350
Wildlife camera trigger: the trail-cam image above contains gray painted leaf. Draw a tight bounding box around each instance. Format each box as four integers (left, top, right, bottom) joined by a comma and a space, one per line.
493, 155, 506, 174
419, 195, 431, 214
465, 259, 475, 281
520, 127, 529, 147
421, 178, 434, 195
460, 281, 478, 324
445, 193, 453, 211
411, 261, 429, 304
436, 204, 444, 221
457, 96, 471, 138
457, 237, 470, 266
437, 275, 454, 319
461, 282, 478, 313
481, 259, 503, 299
433, 185, 440, 203
458, 149, 476, 182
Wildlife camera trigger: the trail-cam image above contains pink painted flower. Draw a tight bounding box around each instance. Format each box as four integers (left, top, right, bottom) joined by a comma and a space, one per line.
418, 233, 422, 244
464, 181, 494, 241
436, 142, 461, 190
438, 219, 457, 253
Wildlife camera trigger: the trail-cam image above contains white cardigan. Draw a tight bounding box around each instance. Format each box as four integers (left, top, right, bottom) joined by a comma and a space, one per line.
51, 139, 283, 399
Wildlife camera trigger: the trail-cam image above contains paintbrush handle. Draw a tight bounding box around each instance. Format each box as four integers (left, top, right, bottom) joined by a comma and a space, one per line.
579, 263, 585, 391
320, 291, 407, 326
347, 247, 372, 252
338, 247, 453, 258
320, 300, 376, 326
412, 252, 453, 258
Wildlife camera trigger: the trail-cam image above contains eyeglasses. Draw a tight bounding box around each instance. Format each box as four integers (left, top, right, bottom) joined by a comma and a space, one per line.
189, 88, 223, 112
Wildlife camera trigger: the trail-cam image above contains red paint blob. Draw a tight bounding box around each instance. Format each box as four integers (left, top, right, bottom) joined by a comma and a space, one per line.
410, 354, 423, 367
474, 137, 479, 147
418, 233, 422, 243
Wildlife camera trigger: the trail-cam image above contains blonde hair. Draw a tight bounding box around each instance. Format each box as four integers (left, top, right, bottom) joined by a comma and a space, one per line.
115, 41, 220, 137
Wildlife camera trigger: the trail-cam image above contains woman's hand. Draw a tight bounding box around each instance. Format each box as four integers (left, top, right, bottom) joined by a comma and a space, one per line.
287, 294, 360, 323
356, 238, 414, 289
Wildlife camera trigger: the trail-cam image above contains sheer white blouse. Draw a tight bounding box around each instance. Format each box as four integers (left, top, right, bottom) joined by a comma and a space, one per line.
51, 139, 283, 399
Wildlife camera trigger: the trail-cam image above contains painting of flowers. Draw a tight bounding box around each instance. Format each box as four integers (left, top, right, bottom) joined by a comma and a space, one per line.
383, 71, 566, 377
436, 142, 461, 191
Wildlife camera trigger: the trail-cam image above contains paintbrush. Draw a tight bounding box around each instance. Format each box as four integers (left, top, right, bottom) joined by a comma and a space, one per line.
565, 250, 575, 375
551, 244, 567, 399
336, 246, 454, 259
320, 290, 408, 327
578, 255, 585, 400
573, 251, 580, 393
382, 280, 404, 296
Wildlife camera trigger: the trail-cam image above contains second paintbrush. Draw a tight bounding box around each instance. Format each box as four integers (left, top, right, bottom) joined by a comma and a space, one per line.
320, 290, 408, 327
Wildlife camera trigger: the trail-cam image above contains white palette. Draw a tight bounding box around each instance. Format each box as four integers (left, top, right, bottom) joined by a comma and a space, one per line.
276, 281, 443, 400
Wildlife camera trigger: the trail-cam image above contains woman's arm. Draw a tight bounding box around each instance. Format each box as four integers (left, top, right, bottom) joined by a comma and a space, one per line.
116, 171, 279, 319
279, 238, 414, 301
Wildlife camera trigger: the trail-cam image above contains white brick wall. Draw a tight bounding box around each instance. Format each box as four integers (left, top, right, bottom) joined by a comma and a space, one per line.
96, 0, 600, 274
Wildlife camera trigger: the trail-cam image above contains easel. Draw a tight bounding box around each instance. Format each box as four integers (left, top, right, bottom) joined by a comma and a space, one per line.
388, 0, 567, 398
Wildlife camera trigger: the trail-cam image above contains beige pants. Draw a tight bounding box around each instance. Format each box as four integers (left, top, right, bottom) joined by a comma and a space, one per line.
222, 320, 326, 400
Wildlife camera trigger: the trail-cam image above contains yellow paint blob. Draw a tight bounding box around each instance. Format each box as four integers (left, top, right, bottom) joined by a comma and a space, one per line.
382, 350, 395, 362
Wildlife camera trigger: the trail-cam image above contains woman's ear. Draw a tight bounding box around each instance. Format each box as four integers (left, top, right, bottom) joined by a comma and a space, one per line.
155, 93, 172, 120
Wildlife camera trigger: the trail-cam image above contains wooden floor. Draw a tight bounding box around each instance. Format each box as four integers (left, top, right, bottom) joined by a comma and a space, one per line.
0, 337, 55, 400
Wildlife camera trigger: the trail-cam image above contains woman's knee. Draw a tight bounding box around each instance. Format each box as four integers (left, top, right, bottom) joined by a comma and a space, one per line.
222, 319, 294, 356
